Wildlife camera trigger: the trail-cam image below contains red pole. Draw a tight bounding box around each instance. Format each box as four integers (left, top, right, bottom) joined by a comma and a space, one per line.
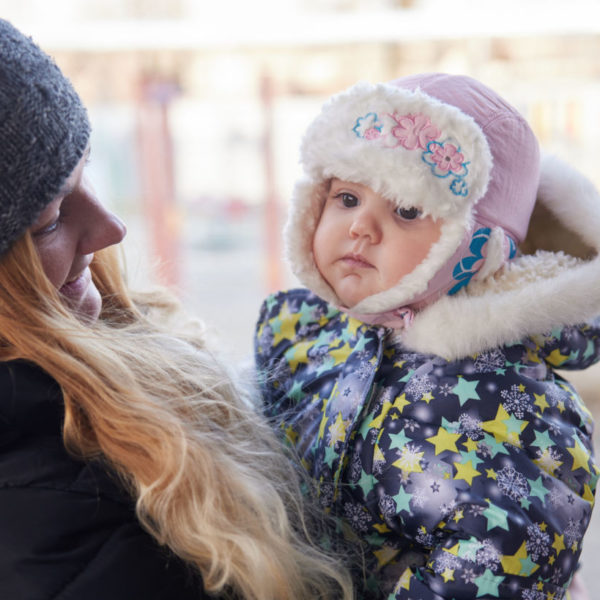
136, 76, 180, 288
261, 72, 283, 293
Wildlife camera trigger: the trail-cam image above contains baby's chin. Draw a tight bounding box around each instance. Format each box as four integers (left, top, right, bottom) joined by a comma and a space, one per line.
334, 287, 373, 310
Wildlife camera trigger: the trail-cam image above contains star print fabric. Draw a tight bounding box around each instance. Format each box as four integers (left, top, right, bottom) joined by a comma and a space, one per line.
254, 288, 599, 600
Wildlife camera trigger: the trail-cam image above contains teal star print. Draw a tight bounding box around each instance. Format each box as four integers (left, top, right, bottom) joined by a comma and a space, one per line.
452, 377, 480, 405
531, 429, 555, 452
315, 355, 336, 376
393, 485, 413, 513
502, 412, 527, 436
357, 468, 373, 494
314, 328, 334, 348
298, 301, 318, 328
460, 449, 485, 470
481, 433, 509, 458
527, 475, 549, 504
518, 554, 538, 576
584, 339, 595, 359
288, 380, 305, 401
483, 503, 509, 531
474, 568, 503, 597
265, 294, 278, 312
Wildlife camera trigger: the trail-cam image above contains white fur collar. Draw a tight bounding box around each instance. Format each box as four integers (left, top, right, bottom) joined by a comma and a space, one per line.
399, 154, 600, 360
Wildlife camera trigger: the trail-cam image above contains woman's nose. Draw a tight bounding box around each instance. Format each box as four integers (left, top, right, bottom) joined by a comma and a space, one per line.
76, 181, 127, 255
349, 208, 381, 243
91, 210, 127, 251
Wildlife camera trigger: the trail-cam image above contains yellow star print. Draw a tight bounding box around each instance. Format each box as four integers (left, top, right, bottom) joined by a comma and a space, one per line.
328, 412, 347, 447
393, 446, 424, 474
393, 568, 412, 593
533, 393, 549, 412
545, 349, 570, 367
567, 436, 591, 473
453, 460, 481, 485
427, 427, 461, 455
269, 301, 301, 345
500, 541, 530, 575
463, 438, 479, 453
285, 341, 312, 373
552, 533, 565, 555
329, 342, 353, 366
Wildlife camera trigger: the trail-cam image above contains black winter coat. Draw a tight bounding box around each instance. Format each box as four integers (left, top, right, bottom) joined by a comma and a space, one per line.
0, 360, 207, 600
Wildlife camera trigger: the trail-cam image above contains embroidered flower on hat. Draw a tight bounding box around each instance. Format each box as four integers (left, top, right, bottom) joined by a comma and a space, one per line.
352, 112, 383, 139
353, 111, 471, 198
424, 141, 466, 176
389, 112, 440, 151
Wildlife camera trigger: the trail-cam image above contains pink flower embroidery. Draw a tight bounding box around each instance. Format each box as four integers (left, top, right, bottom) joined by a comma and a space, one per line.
429, 142, 465, 173
389, 113, 440, 150
364, 127, 382, 140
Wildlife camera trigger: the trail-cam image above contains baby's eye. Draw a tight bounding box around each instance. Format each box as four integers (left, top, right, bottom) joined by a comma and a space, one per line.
395, 206, 421, 220
335, 192, 359, 208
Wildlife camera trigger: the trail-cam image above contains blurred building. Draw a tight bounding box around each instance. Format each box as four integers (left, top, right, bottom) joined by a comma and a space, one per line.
2, 0, 600, 594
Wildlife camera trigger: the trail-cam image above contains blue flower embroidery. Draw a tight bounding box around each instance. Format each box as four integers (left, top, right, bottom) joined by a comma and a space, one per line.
450, 177, 469, 197
448, 228, 491, 295
353, 112, 383, 139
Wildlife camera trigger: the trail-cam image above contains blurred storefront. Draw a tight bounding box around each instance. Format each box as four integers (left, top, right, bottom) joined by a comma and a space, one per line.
3, 0, 600, 592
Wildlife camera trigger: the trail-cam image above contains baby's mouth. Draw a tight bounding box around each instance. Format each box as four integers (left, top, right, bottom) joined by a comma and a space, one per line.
341, 253, 374, 268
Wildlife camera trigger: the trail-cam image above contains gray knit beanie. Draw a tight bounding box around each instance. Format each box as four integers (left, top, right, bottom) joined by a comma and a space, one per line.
0, 19, 90, 254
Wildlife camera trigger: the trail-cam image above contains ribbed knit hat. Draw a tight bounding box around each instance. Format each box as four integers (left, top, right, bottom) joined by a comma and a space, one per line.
285, 74, 540, 325
0, 19, 90, 254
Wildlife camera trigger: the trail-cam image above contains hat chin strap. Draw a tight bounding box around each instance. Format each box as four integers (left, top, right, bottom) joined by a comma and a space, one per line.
343, 305, 415, 330
338, 225, 514, 331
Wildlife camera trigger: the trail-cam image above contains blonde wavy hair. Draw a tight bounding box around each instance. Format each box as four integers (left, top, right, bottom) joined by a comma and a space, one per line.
0, 234, 354, 600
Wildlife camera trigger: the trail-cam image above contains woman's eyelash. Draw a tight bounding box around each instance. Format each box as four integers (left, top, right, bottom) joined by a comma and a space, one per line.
32, 218, 60, 237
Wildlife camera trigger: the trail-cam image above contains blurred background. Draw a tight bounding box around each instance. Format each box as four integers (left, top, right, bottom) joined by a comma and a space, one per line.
3, 0, 600, 594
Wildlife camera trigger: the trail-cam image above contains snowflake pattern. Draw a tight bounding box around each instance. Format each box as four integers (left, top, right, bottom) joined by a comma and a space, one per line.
500, 384, 533, 418
404, 374, 436, 400
497, 465, 530, 500
522, 586, 545, 600
255, 289, 599, 600
343, 501, 370, 533
434, 551, 461, 574
438, 382, 455, 397
474, 349, 506, 373
349, 452, 363, 483
458, 412, 483, 439
415, 527, 437, 549
410, 486, 428, 509
564, 518, 582, 549
476, 539, 501, 571
378, 495, 398, 526
526, 523, 551, 561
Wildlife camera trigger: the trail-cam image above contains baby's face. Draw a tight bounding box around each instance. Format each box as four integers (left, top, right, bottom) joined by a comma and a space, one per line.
313, 179, 442, 308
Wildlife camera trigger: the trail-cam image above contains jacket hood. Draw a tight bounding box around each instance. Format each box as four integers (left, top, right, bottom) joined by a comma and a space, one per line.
401, 153, 600, 360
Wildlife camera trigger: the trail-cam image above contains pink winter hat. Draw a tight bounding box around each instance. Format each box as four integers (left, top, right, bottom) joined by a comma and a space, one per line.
284, 73, 540, 317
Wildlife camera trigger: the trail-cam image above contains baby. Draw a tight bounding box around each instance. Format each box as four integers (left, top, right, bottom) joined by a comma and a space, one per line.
255, 74, 599, 599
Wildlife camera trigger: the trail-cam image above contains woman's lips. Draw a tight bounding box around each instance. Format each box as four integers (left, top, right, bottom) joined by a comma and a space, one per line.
59, 267, 91, 300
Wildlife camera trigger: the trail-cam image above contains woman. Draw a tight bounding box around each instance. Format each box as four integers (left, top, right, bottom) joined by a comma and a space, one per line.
0, 18, 353, 600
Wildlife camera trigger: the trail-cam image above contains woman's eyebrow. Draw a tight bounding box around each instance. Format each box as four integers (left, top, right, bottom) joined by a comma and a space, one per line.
57, 147, 91, 196
57, 178, 75, 197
